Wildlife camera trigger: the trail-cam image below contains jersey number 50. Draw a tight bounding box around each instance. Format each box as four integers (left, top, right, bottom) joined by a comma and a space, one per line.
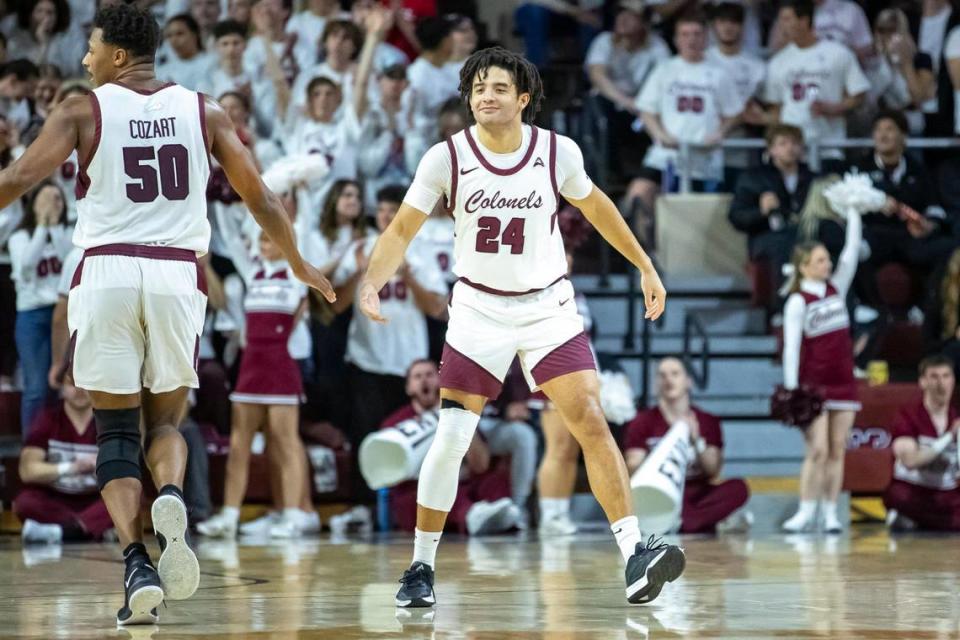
476, 216, 525, 254
123, 144, 190, 203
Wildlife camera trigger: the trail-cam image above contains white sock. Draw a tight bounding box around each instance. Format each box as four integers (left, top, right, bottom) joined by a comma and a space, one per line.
412, 528, 442, 568
821, 501, 838, 519
611, 515, 642, 563
221, 506, 240, 522
539, 497, 568, 521
282, 508, 301, 522
797, 500, 817, 518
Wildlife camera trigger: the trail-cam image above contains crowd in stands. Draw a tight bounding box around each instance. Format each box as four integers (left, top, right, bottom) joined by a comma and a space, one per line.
4, 0, 960, 544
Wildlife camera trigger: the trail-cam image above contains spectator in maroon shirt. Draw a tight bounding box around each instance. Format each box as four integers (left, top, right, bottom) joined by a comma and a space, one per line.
14, 374, 113, 544
884, 355, 960, 531
623, 357, 750, 534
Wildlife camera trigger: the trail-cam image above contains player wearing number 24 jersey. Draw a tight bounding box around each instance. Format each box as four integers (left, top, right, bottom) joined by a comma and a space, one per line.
0, 4, 334, 626
357, 46, 684, 609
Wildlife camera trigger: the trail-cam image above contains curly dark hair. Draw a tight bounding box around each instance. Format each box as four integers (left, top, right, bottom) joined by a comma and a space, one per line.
458, 46, 543, 125
93, 3, 161, 60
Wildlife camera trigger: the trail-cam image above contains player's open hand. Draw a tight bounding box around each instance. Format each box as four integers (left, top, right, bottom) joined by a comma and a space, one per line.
293, 261, 336, 303
640, 267, 666, 321
359, 281, 387, 324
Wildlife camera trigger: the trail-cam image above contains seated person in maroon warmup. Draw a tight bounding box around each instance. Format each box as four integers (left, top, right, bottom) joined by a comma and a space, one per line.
623, 357, 750, 533
382, 359, 528, 535
884, 355, 960, 531
14, 373, 113, 544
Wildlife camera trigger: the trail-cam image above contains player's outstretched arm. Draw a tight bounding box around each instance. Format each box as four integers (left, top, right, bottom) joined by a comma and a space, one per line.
567, 186, 666, 320
0, 96, 85, 210
357, 203, 428, 324
205, 95, 335, 302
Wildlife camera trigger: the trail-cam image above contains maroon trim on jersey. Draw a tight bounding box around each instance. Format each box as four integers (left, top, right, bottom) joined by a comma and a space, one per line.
439, 342, 503, 399
548, 130, 559, 198
84, 243, 197, 262
531, 331, 596, 386
445, 136, 458, 214
459, 274, 565, 297
76, 93, 102, 201
197, 92, 212, 171
110, 80, 177, 95
463, 125, 539, 176
70, 257, 85, 290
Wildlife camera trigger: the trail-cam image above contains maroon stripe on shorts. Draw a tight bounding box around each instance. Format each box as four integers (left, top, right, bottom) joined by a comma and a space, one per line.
65, 330, 77, 383
84, 244, 197, 262
445, 136, 458, 214
531, 331, 596, 386
463, 126, 539, 176
196, 260, 208, 295
70, 257, 85, 290
439, 342, 503, 400
459, 275, 565, 297
193, 335, 200, 373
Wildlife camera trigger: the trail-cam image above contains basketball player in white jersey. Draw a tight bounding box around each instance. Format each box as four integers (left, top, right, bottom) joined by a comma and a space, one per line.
358, 47, 686, 608
0, 5, 335, 626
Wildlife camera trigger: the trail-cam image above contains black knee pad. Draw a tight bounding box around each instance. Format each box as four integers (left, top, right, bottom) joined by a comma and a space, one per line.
94, 407, 142, 490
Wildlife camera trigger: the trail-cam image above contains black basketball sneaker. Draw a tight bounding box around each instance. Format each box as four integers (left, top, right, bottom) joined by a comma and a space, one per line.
625, 535, 686, 604
395, 562, 436, 608
117, 545, 163, 626
152, 485, 200, 600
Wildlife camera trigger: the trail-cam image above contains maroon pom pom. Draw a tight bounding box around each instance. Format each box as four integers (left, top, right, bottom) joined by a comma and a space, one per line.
770, 385, 825, 429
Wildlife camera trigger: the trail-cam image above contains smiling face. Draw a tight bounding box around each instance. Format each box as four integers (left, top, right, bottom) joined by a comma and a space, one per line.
800, 245, 832, 281
469, 65, 529, 128
336, 183, 362, 223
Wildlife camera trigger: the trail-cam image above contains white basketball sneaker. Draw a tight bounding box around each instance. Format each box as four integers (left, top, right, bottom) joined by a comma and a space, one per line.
822, 510, 843, 534
781, 509, 816, 533
466, 498, 519, 535
21, 519, 63, 545
196, 511, 238, 539
539, 514, 578, 537
238, 511, 281, 536
269, 510, 309, 539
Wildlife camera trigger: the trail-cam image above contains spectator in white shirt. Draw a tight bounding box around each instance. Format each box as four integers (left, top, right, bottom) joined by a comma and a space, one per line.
352, 8, 412, 204
286, 0, 347, 72
157, 13, 215, 92
764, 0, 869, 170
288, 19, 362, 125
861, 9, 935, 136
243, 0, 298, 93
584, 4, 669, 181
769, 0, 873, 63
0, 60, 39, 137
706, 2, 767, 186
210, 19, 288, 138
625, 10, 742, 247
190, 0, 223, 48
8, 182, 72, 433
405, 17, 459, 153
5, 0, 87, 77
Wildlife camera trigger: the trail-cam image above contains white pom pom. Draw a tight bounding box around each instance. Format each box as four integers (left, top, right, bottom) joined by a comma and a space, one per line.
261, 154, 330, 193
823, 171, 887, 217
598, 370, 637, 424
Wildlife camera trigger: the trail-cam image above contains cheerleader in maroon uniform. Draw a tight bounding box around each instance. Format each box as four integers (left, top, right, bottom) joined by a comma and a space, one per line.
780, 208, 862, 533
197, 233, 311, 539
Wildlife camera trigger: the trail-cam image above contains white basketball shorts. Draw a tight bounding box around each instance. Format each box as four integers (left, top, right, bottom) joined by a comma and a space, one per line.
67, 244, 207, 394
439, 277, 595, 398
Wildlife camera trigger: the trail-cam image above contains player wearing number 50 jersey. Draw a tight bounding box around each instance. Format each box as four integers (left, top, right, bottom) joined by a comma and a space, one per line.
357, 46, 685, 608
0, 4, 335, 627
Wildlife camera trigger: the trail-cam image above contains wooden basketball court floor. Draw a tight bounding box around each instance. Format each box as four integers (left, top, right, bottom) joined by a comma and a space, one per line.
1, 527, 959, 640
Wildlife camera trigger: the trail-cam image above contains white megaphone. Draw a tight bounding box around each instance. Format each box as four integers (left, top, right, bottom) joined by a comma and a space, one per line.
359, 410, 439, 489
630, 420, 694, 535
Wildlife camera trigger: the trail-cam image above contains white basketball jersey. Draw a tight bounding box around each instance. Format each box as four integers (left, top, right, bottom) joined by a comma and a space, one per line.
446, 126, 566, 294
73, 83, 211, 252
